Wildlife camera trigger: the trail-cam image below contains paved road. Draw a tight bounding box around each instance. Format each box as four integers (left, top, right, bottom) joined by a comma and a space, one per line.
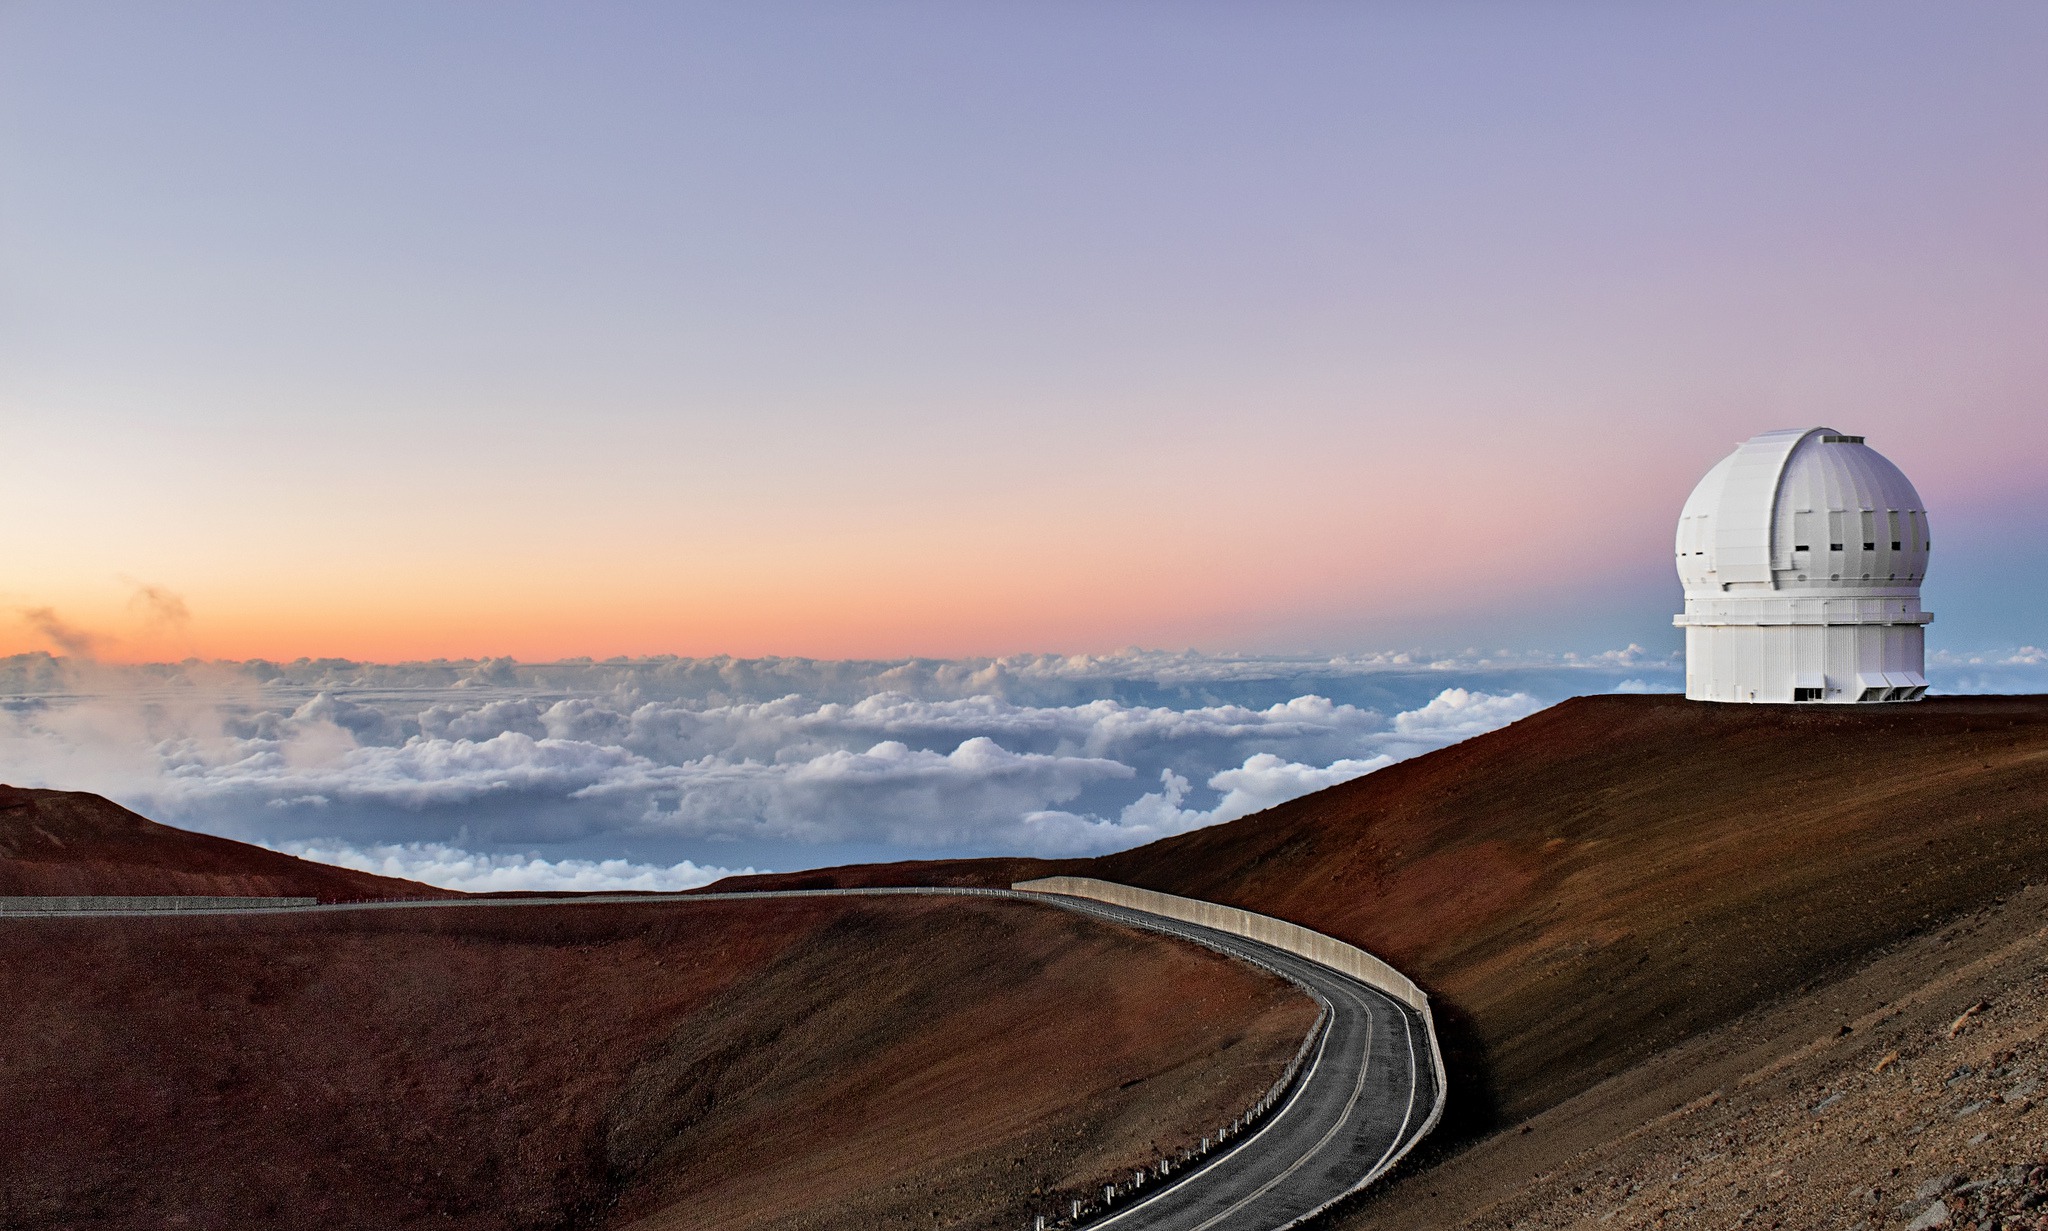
3, 885, 1438, 1230
1034, 894, 1436, 1231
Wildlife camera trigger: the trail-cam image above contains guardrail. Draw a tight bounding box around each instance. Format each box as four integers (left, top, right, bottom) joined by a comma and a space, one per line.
0, 895, 318, 913
1040, 996, 1332, 1230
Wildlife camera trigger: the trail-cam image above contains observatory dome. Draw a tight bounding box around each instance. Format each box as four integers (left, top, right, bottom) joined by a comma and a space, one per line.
1674, 428, 1932, 704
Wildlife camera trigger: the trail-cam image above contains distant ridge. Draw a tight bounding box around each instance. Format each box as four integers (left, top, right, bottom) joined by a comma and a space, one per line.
0, 785, 454, 902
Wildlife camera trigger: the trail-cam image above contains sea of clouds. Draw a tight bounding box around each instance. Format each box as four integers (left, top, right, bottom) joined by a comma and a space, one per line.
1, 644, 2037, 891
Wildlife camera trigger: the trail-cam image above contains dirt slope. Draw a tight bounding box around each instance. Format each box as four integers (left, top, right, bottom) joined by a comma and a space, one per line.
0, 895, 1314, 1231
1343, 882, 2048, 1230
0, 784, 453, 901
1085, 694, 2048, 1135
711, 695, 2048, 1147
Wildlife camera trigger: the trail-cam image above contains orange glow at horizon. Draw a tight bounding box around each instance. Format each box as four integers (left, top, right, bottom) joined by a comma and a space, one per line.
5, 401, 2035, 666
1, 526, 1568, 665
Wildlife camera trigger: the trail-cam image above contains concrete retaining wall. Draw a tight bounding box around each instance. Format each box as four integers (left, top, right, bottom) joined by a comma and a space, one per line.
0, 896, 318, 913
1012, 876, 1428, 1013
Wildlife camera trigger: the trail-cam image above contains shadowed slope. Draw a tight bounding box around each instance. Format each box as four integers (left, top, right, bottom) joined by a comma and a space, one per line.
0, 784, 453, 900
0, 896, 1314, 1231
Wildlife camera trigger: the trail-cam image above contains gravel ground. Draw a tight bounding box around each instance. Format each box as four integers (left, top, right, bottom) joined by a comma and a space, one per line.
1406, 892, 2048, 1231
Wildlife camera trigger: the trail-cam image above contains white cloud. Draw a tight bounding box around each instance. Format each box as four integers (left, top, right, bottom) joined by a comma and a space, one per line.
1008, 749, 1405, 858
1391, 687, 1543, 736
1924, 646, 2048, 695
1207, 752, 1397, 818
1929, 647, 2048, 668
1612, 677, 1682, 694
2, 645, 1683, 709
272, 839, 749, 893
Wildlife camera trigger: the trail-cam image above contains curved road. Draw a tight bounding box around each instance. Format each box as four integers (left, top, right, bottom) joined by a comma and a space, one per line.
3, 885, 1439, 1230
1026, 892, 1436, 1231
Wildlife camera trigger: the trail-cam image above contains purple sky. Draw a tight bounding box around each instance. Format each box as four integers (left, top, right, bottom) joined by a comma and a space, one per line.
3, 2, 2044, 661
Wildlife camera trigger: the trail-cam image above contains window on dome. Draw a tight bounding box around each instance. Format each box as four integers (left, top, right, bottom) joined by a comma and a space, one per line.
1863, 541, 1875, 550
1794, 544, 1809, 552
1891, 541, 1901, 550
1830, 543, 1844, 551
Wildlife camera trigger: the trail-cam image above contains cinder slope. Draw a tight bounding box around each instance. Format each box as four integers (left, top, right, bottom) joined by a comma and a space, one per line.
1348, 883, 2048, 1229
0, 784, 453, 900
712, 695, 2048, 1146
1085, 694, 2048, 1134
0, 896, 1314, 1231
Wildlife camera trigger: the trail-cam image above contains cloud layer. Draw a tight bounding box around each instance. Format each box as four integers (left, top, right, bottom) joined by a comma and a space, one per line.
0, 647, 1696, 885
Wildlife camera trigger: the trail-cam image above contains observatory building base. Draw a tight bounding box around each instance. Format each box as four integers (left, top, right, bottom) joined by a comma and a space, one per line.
1680, 621, 1928, 704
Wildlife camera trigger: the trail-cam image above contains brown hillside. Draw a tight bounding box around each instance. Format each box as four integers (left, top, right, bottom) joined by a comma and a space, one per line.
1087, 694, 2048, 1132
1343, 880, 2048, 1229
0, 784, 455, 901
0, 895, 1313, 1231
711, 695, 2048, 1145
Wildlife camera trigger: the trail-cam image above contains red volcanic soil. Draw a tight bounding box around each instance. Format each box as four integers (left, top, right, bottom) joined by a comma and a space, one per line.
0, 784, 453, 900
0, 895, 1314, 1231
1348, 880, 2048, 1229
711, 695, 2048, 1141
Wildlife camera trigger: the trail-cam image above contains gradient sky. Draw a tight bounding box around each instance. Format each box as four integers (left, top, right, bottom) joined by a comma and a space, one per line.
4, 2, 2045, 664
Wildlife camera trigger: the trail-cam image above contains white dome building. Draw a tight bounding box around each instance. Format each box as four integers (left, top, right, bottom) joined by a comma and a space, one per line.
1675, 427, 1932, 704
